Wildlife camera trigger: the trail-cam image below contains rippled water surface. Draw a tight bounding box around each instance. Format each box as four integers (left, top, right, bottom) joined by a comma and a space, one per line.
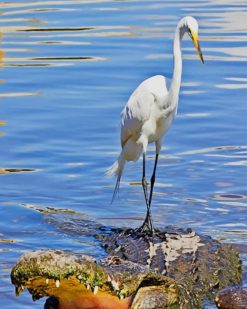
0, 0, 246, 308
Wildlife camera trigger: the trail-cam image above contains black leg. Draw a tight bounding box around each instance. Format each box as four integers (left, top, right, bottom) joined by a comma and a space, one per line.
142, 153, 149, 208
149, 154, 159, 207
141, 205, 153, 235
139, 153, 151, 233
139, 154, 159, 236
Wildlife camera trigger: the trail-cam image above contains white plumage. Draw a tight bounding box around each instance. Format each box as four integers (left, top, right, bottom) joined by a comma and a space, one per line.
107, 16, 204, 233
107, 75, 172, 177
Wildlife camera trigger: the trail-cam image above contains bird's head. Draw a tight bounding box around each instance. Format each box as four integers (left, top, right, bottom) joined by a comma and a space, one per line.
179, 16, 204, 64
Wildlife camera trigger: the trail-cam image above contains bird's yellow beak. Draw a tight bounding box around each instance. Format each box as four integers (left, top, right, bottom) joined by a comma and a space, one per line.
191, 31, 204, 64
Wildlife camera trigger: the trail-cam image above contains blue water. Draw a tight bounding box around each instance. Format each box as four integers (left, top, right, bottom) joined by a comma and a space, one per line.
0, 0, 246, 308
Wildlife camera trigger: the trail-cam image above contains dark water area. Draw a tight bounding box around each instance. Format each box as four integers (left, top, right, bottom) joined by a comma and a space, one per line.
0, 0, 246, 308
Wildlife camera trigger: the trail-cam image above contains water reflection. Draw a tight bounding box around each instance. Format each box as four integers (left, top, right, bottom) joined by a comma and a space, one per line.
0, 120, 5, 136
0, 91, 39, 97
1, 9, 107, 68
178, 145, 247, 156
0, 28, 6, 137
0, 168, 36, 174
217, 77, 247, 89
0, 26, 4, 69
0, 51, 4, 69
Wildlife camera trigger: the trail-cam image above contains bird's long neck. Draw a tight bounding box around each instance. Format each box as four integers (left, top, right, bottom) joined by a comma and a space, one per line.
168, 26, 183, 104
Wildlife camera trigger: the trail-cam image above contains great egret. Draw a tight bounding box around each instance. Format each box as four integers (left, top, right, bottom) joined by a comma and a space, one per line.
107, 16, 204, 234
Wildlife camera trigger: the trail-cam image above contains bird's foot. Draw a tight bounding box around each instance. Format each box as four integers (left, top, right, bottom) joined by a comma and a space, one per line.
137, 215, 155, 238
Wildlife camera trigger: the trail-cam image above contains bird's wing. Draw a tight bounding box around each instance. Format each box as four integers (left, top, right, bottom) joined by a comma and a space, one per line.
120, 75, 169, 147
139, 75, 169, 99
121, 90, 154, 147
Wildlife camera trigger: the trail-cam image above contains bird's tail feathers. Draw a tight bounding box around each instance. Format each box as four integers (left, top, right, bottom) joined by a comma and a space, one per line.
105, 160, 119, 177
105, 152, 125, 178
105, 153, 126, 204
111, 175, 121, 204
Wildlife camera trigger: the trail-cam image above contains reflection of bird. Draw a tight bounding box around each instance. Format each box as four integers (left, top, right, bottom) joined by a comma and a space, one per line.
107, 16, 204, 234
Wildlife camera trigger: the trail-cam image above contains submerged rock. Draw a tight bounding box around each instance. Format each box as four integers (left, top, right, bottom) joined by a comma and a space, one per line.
11, 226, 242, 308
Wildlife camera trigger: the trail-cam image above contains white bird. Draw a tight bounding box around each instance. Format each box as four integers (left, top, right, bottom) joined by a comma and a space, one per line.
107, 16, 204, 234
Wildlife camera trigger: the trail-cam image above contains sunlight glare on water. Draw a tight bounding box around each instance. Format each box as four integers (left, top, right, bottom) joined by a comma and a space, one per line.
0, 0, 246, 308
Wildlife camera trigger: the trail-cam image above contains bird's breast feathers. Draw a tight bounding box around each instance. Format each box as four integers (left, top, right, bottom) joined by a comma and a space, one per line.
120, 75, 175, 147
